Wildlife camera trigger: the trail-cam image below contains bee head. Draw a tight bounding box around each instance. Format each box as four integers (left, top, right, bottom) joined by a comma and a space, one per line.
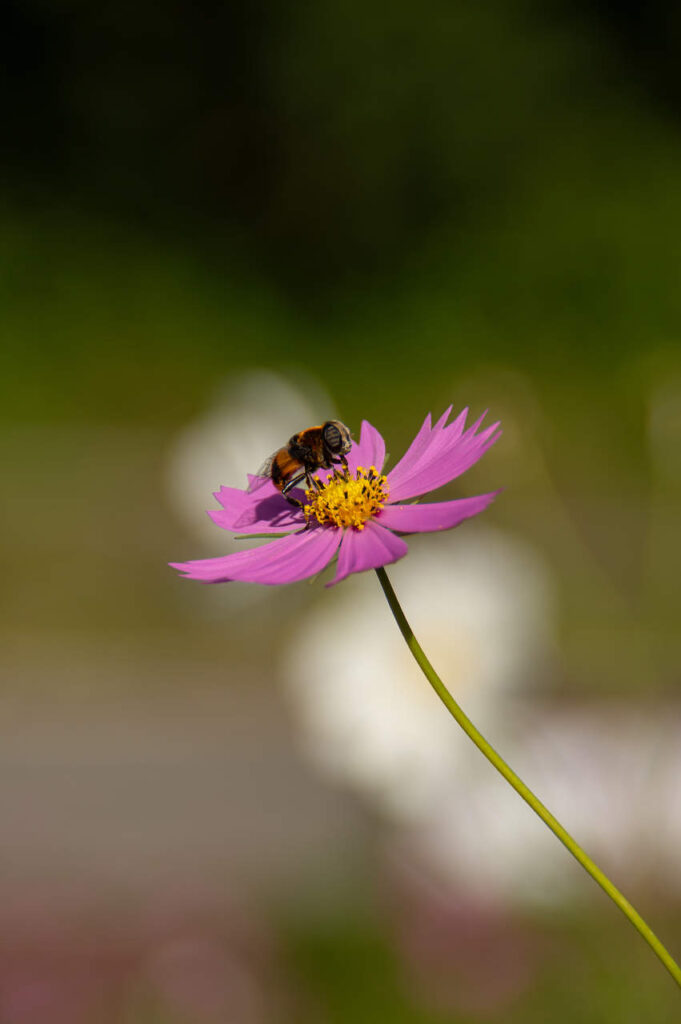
322, 420, 352, 456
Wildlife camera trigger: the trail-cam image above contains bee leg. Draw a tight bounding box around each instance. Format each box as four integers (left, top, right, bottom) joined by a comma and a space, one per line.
331, 454, 349, 477
281, 472, 307, 507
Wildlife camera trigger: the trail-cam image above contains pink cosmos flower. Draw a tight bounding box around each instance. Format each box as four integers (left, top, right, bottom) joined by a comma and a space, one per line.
170, 407, 501, 587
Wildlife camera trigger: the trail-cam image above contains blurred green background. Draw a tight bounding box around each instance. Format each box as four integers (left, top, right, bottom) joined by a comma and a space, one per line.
2, 1, 681, 1021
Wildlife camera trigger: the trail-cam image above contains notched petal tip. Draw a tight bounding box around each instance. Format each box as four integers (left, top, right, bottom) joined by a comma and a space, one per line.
387, 405, 502, 502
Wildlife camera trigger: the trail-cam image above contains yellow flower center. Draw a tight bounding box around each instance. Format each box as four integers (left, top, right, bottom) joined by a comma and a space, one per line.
304, 466, 389, 530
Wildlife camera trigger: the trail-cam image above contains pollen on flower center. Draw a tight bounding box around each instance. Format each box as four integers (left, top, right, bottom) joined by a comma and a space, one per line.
304, 466, 389, 530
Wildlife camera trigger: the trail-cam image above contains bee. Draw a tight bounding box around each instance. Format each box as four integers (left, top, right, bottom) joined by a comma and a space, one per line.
251, 420, 353, 506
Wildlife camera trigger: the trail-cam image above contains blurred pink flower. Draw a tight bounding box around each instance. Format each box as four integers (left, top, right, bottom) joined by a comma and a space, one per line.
0, 884, 130, 1024
0, 881, 286, 1024
140, 888, 281, 1024
171, 407, 500, 586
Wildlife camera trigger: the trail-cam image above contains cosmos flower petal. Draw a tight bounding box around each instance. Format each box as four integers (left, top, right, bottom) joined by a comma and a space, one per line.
387, 408, 466, 498
390, 406, 468, 486
433, 404, 455, 430
386, 411, 433, 482
388, 411, 501, 502
346, 419, 387, 475
394, 430, 500, 500
330, 521, 409, 586
211, 485, 304, 533
170, 527, 341, 584
377, 492, 500, 534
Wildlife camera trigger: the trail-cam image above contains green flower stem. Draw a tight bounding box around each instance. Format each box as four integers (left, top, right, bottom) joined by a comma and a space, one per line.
375, 565, 681, 990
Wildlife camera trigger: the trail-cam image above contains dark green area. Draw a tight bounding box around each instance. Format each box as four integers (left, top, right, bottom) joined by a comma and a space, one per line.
280, 903, 681, 1023
2, 0, 681, 429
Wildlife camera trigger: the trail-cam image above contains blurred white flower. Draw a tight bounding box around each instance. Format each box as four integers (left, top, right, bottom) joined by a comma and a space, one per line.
651, 721, 681, 898
166, 368, 335, 547
406, 704, 681, 907
283, 519, 681, 908
281, 525, 556, 822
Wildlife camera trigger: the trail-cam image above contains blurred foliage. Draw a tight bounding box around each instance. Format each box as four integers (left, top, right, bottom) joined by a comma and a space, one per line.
3, 0, 681, 299
2, 0, 681, 428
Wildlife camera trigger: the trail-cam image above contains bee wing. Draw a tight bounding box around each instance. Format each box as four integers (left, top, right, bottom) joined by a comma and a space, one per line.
247, 454, 275, 492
